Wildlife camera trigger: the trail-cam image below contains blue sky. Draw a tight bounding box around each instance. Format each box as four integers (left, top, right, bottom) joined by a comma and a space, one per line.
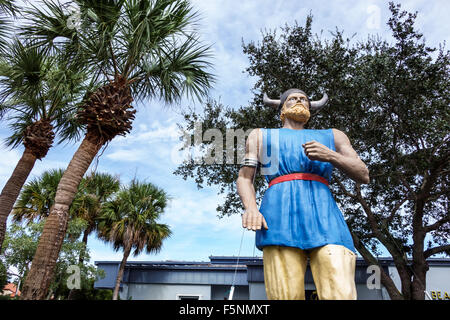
1, 0, 449, 264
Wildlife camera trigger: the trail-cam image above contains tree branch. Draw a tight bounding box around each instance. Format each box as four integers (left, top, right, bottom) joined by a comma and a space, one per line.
396, 172, 415, 199
427, 136, 449, 164
418, 152, 450, 201
355, 183, 383, 236
424, 244, 450, 259
426, 190, 449, 202
386, 196, 411, 224
334, 176, 357, 198
413, 152, 450, 238
355, 183, 411, 271
423, 215, 450, 233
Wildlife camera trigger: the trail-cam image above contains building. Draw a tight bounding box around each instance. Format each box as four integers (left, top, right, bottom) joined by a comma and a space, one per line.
94, 256, 450, 300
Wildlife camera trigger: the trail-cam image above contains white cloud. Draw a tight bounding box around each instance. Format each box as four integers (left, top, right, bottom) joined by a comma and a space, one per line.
164, 193, 226, 228
105, 148, 147, 163
30, 159, 73, 177
105, 117, 181, 166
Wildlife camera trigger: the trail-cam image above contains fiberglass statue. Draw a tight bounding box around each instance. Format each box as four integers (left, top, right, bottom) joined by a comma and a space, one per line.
236, 89, 370, 300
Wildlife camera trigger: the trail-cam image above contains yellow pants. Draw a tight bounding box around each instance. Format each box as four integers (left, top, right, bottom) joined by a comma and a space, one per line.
263, 245, 357, 300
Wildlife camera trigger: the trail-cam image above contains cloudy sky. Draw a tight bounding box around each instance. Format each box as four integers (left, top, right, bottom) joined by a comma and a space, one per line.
1, 0, 449, 264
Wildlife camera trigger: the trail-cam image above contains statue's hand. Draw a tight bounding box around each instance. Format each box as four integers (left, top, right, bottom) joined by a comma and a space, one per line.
302, 140, 334, 162
242, 208, 268, 231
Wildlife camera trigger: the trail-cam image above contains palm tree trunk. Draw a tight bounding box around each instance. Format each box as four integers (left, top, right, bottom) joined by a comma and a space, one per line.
112, 244, 132, 301
20, 136, 104, 300
0, 148, 37, 252
78, 225, 92, 265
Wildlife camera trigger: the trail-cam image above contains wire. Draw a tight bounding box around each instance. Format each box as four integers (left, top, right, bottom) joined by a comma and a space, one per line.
229, 227, 246, 300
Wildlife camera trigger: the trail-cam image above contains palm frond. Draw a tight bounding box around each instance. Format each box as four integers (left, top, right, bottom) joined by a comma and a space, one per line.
13, 168, 64, 223
4, 113, 33, 148
71, 171, 120, 227
20, 0, 81, 57
121, 0, 199, 76
20, 0, 214, 106
53, 107, 85, 144
0, 37, 88, 147
0, 38, 50, 105
130, 34, 215, 103
0, 0, 16, 46
0, 0, 18, 16
0, 15, 12, 52
76, 0, 125, 77
76, 0, 124, 35
0, 98, 26, 120
97, 179, 171, 255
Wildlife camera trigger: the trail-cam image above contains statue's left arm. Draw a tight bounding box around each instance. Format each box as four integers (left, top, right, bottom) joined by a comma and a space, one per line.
303, 129, 370, 184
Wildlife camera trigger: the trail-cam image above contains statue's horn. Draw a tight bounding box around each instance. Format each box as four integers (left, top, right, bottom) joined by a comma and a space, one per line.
263, 93, 281, 110
310, 93, 329, 111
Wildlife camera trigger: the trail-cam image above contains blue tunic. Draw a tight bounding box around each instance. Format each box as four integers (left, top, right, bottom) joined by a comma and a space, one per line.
255, 128, 355, 253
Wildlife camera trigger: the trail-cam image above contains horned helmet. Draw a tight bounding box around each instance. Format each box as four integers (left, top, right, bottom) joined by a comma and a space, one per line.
263, 89, 328, 112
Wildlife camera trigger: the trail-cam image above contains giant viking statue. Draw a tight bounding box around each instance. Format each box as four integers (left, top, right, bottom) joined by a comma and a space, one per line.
236, 89, 370, 300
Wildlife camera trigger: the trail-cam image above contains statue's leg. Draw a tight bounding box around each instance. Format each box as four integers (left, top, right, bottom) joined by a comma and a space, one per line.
309, 244, 357, 300
262, 245, 307, 300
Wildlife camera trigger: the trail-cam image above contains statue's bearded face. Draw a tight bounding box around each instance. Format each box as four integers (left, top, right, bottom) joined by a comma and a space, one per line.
280, 93, 311, 123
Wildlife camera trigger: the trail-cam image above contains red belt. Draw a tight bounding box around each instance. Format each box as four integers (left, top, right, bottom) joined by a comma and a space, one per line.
268, 173, 329, 188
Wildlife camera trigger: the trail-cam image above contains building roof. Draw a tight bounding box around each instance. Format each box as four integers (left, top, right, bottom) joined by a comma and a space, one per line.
95, 260, 248, 271
94, 259, 249, 289
94, 256, 450, 290
95, 256, 450, 268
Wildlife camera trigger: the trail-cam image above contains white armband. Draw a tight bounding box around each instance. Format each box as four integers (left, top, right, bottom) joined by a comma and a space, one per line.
241, 158, 261, 168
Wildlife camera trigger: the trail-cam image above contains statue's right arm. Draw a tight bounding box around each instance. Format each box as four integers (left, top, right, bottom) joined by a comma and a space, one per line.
236, 129, 268, 231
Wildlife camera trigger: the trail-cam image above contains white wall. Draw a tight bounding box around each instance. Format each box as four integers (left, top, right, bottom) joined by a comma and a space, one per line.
125, 283, 211, 300
425, 266, 450, 300
249, 283, 267, 300
388, 265, 450, 300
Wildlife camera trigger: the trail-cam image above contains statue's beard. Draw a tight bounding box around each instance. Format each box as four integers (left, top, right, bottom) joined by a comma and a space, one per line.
280, 103, 310, 123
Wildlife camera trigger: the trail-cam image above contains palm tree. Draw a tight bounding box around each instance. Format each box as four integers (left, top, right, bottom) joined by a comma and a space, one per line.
13, 169, 120, 263
98, 179, 171, 300
68, 172, 120, 300
0, 39, 87, 251
20, 0, 213, 299
71, 172, 120, 264
11, 169, 120, 299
